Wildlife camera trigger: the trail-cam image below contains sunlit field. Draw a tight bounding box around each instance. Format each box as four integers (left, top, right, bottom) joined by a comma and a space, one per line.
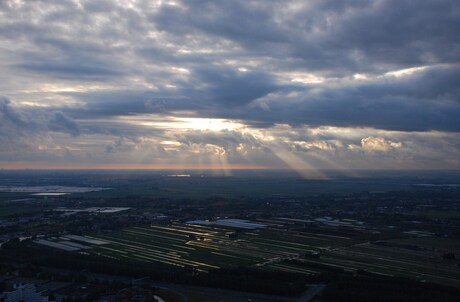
80, 221, 460, 287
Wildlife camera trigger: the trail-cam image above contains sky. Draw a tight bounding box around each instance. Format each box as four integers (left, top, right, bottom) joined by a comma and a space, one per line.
0, 0, 459, 174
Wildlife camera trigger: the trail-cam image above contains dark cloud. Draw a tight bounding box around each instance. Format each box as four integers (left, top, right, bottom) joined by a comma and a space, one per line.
48, 111, 81, 137
0, 96, 26, 126
65, 65, 278, 117
1, 0, 459, 168
0, 96, 43, 156
152, 1, 287, 46
238, 66, 460, 131
150, 0, 460, 74
66, 65, 460, 132
64, 91, 188, 117
15, 62, 121, 80
0, 97, 82, 142
104, 137, 139, 154
187, 66, 278, 107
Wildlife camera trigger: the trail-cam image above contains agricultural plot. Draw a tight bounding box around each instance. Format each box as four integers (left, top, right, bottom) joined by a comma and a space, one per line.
264, 233, 460, 287
34, 235, 110, 251
88, 224, 338, 270
88, 222, 357, 271
90, 224, 263, 271
88, 223, 460, 287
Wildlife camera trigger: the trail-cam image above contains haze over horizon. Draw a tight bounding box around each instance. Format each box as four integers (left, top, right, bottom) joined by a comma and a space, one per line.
1, 0, 459, 173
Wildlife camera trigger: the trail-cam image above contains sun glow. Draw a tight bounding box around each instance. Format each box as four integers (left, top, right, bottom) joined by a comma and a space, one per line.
173, 118, 244, 131
385, 66, 428, 78
129, 116, 245, 132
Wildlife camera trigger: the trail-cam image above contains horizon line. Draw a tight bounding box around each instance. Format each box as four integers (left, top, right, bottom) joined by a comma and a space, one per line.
1, 166, 459, 172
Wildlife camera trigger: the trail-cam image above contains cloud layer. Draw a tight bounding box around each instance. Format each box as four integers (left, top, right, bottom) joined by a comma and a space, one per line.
0, 0, 459, 171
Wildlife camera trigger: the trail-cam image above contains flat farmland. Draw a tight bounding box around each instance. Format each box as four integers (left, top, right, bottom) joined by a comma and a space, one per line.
90, 224, 261, 271
89, 223, 349, 271
88, 223, 460, 287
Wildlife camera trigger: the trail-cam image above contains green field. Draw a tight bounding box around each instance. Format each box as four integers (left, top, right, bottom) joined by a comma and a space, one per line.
89, 222, 348, 271
84, 222, 460, 287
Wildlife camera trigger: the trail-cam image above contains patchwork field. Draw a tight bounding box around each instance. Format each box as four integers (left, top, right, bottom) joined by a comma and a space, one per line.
81, 222, 460, 287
